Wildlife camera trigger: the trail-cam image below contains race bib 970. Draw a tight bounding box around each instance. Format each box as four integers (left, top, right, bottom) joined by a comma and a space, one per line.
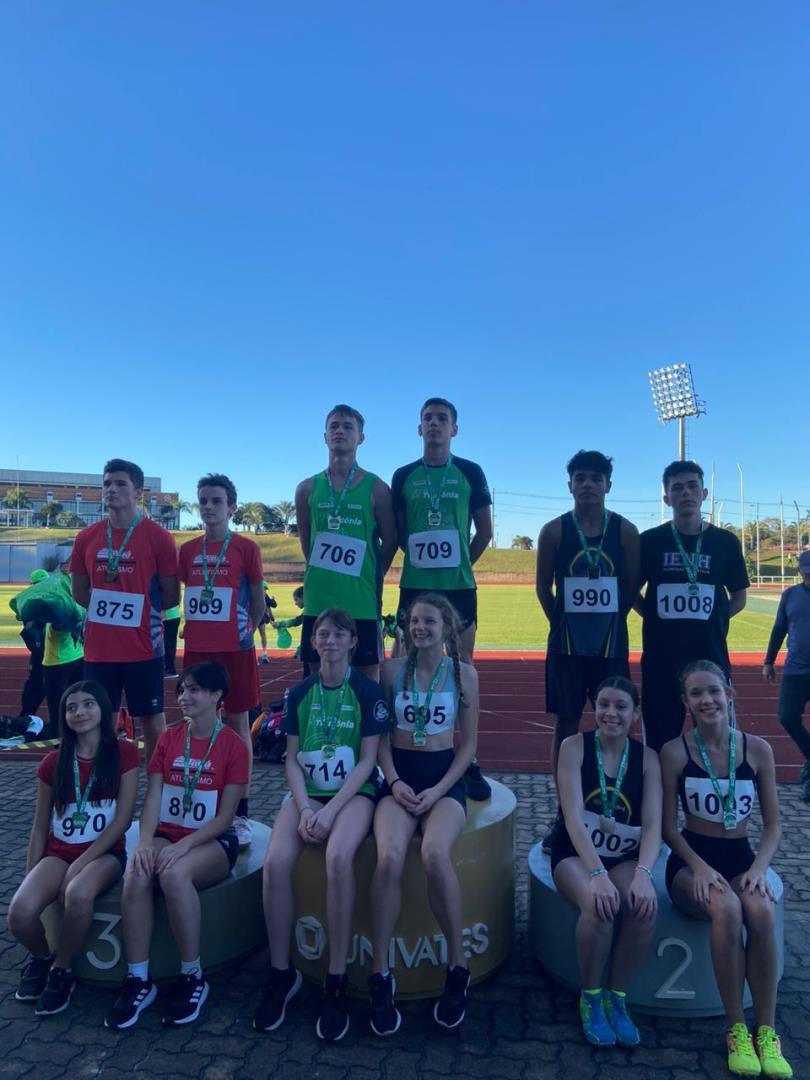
407, 530, 461, 569
563, 576, 618, 614
53, 800, 117, 844
184, 587, 232, 622
657, 583, 715, 621
309, 533, 366, 578
87, 590, 144, 628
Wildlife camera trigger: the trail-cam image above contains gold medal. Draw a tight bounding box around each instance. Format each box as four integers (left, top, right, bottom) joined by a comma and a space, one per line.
105, 569, 118, 583
321, 743, 336, 759
599, 814, 615, 834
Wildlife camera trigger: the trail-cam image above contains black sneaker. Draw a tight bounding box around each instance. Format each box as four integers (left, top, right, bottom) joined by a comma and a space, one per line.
34, 966, 76, 1016
253, 965, 303, 1032
15, 955, 52, 1002
316, 973, 350, 1042
464, 760, 491, 801
800, 760, 810, 804
541, 807, 564, 854
105, 975, 158, 1029
433, 966, 470, 1029
368, 972, 400, 1036
161, 973, 209, 1026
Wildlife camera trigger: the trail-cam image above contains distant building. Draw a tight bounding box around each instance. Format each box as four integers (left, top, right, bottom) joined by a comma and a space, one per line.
0, 468, 180, 529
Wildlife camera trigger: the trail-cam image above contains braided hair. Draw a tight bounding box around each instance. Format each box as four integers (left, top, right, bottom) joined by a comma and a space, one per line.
402, 593, 466, 705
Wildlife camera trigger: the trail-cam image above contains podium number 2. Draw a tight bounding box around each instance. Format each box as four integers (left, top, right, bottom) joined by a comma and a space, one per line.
654, 937, 695, 1000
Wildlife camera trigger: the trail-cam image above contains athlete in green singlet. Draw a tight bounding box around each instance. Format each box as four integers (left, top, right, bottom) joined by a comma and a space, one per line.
295, 405, 397, 680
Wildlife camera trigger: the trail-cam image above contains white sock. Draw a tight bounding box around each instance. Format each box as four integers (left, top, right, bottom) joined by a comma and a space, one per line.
128, 961, 149, 981
180, 958, 201, 977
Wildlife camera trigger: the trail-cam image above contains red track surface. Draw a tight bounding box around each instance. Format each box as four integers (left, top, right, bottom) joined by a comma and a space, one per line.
0, 649, 802, 782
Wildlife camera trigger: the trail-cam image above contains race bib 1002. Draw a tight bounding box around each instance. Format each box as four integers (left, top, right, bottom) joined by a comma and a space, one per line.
407, 529, 461, 569
657, 583, 715, 621
309, 533, 366, 578
87, 590, 144, 628
563, 576, 618, 614
297, 746, 356, 792
52, 800, 117, 844
581, 809, 640, 859
184, 586, 232, 622
159, 784, 217, 830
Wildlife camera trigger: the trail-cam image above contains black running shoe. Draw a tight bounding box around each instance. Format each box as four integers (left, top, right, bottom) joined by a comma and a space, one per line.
161, 973, 209, 1026
34, 966, 75, 1016
433, 966, 470, 1029
368, 972, 400, 1036
253, 966, 303, 1032
541, 807, 564, 854
15, 955, 52, 1002
316, 973, 350, 1042
105, 975, 157, 1029
464, 760, 491, 801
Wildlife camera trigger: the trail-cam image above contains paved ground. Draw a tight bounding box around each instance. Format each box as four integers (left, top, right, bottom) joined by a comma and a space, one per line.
1, 762, 808, 1080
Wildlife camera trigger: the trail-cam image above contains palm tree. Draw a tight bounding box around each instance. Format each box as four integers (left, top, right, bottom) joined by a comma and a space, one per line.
3, 488, 31, 509
511, 535, 534, 550
35, 501, 64, 527
273, 500, 296, 535
239, 502, 267, 534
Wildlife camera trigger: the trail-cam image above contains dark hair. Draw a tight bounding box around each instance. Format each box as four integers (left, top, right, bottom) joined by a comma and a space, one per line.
566, 450, 614, 480
178, 662, 230, 700
292, 586, 304, 602
403, 592, 466, 704
662, 459, 704, 489
595, 675, 639, 708
53, 681, 121, 816
197, 473, 238, 506
103, 459, 144, 490
325, 405, 365, 433
420, 397, 458, 424
311, 608, 358, 660
678, 659, 730, 693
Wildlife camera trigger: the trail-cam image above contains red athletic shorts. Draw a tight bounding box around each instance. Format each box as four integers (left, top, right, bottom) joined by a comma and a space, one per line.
182, 648, 260, 714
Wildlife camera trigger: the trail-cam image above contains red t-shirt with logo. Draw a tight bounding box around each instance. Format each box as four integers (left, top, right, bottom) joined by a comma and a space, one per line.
71, 517, 179, 663
38, 739, 140, 864
148, 722, 249, 842
179, 533, 263, 652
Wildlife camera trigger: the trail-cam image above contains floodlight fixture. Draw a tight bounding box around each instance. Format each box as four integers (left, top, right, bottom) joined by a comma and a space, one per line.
648, 362, 705, 459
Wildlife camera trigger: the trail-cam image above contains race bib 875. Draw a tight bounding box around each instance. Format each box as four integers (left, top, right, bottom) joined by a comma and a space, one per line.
87, 590, 144, 628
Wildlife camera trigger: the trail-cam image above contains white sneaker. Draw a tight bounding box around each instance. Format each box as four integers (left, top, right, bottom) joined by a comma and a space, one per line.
233, 816, 252, 849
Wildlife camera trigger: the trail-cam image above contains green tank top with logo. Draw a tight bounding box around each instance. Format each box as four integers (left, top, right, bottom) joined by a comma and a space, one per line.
303, 470, 381, 619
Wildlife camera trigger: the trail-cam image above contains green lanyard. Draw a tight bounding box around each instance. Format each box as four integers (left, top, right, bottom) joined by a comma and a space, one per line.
670, 521, 704, 595
316, 668, 351, 758
422, 457, 453, 527
182, 719, 223, 814
201, 531, 233, 601
70, 752, 97, 828
594, 730, 630, 834
572, 510, 610, 580
411, 656, 446, 747
694, 727, 737, 831
324, 463, 358, 530
105, 514, 141, 582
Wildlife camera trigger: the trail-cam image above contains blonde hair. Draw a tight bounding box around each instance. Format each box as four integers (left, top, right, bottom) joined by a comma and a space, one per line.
402, 593, 465, 703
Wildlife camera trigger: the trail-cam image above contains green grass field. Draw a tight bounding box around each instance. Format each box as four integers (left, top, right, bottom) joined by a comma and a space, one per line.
0, 582, 781, 652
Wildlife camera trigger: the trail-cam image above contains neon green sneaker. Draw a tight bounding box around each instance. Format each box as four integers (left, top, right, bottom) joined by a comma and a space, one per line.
756, 1026, 793, 1079
727, 1023, 762, 1076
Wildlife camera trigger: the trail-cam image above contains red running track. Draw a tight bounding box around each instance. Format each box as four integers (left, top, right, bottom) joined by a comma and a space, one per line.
0, 650, 802, 783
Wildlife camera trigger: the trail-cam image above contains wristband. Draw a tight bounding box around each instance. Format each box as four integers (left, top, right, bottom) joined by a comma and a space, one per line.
635, 864, 654, 879
390, 778, 403, 789
589, 867, 608, 878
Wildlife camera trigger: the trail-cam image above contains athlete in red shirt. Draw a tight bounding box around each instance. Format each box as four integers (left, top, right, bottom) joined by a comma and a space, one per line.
71, 459, 179, 764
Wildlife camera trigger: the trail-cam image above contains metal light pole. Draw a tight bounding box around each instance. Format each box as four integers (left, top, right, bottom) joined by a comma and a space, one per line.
648, 363, 705, 460
737, 463, 745, 556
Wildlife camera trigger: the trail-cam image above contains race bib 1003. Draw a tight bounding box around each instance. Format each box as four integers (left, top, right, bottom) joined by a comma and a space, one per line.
563, 576, 618, 614
52, 800, 117, 844
407, 529, 461, 569
309, 533, 366, 578
87, 590, 144, 628
657, 583, 715, 621
297, 746, 356, 792
184, 586, 232, 622
159, 784, 217, 830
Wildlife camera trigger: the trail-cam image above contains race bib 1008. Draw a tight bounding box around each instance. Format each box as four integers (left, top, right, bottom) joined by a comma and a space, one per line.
297, 745, 356, 792
87, 590, 144, 628
407, 529, 461, 569
563, 576, 618, 614
159, 784, 217, 830
657, 583, 715, 621
184, 586, 232, 622
309, 533, 366, 578
52, 800, 117, 844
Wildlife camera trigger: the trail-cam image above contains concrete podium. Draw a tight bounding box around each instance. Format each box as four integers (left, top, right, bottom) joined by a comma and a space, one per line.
292, 778, 517, 999
42, 821, 270, 986
528, 843, 785, 1017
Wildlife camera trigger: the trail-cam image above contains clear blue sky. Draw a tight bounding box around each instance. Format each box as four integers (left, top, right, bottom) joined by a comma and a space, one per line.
2, 2, 808, 543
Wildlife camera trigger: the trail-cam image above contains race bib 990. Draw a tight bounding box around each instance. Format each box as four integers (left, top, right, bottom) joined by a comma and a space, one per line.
87, 590, 144, 628
407, 530, 461, 569
657, 583, 715, 621
563, 576, 618, 614
309, 533, 366, 578
52, 800, 117, 844
184, 587, 232, 622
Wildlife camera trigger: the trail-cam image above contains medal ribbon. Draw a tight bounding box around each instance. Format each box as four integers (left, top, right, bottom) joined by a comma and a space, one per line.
105, 514, 141, 577
324, 462, 358, 526
201, 531, 233, 592
594, 730, 630, 820
182, 718, 223, 810
572, 510, 609, 574
422, 456, 454, 515
670, 521, 704, 590
315, 667, 352, 748
411, 656, 446, 741
71, 751, 97, 824
694, 727, 737, 829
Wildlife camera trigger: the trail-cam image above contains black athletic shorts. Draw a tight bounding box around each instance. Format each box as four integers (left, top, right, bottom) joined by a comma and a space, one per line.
155, 828, 239, 872
83, 657, 165, 716
545, 653, 630, 720
665, 829, 755, 898
397, 588, 477, 633
300, 616, 383, 668
379, 746, 466, 811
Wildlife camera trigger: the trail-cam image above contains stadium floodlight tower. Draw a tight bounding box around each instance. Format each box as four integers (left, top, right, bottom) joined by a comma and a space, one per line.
648, 362, 705, 460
